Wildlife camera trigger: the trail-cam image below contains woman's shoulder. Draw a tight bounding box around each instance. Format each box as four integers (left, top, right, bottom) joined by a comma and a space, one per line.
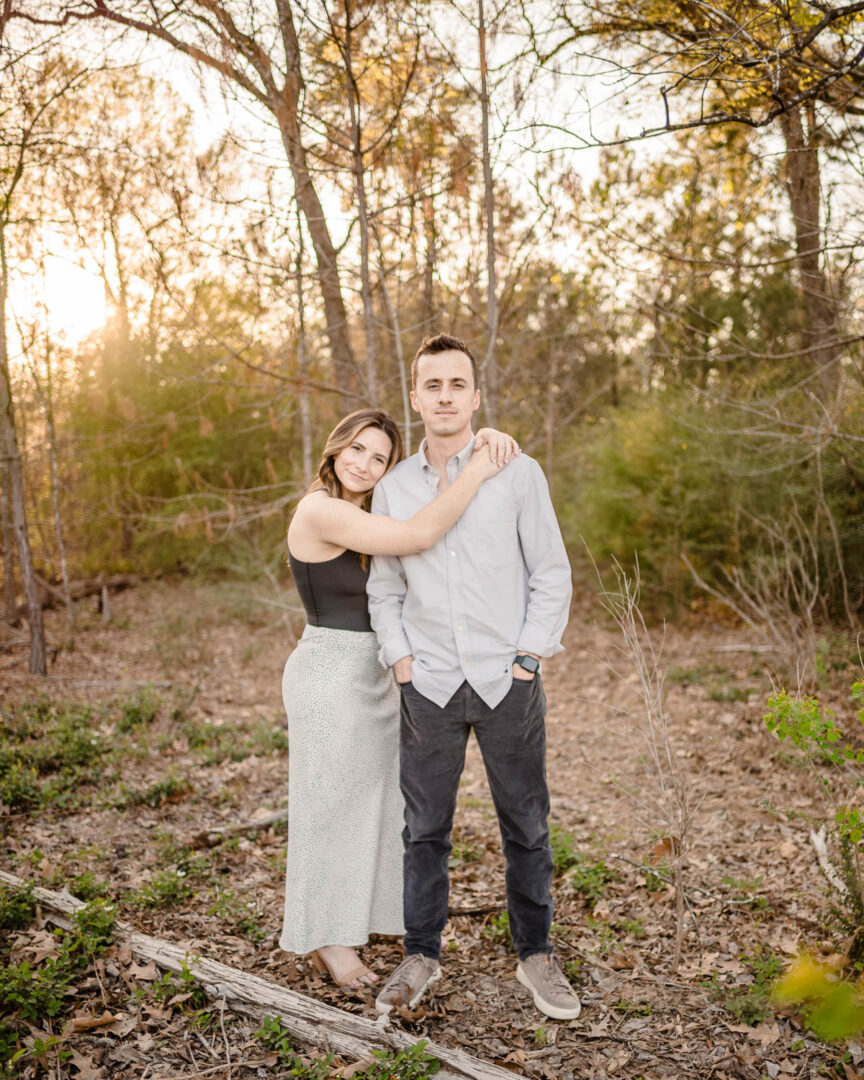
294, 489, 330, 514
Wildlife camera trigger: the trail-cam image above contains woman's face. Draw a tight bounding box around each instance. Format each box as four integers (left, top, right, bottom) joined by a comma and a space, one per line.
333, 425, 393, 503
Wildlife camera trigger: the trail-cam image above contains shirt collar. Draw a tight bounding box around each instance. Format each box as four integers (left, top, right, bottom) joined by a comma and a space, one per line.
418, 434, 476, 473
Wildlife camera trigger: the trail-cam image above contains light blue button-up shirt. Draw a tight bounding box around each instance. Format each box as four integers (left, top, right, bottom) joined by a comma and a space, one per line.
367, 435, 572, 709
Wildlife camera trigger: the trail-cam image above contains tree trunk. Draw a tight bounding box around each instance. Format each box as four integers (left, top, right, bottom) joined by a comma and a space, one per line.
40, 343, 74, 640
343, 2, 378, 404
295, 209, 313, 488
423, 192, 438, 335
779, 103, 841, 399
1, 459, 16, 622
478, 0, 499, 425
274, 0, 358, 394
377, 249, 412, 455
0, 226, 46, 673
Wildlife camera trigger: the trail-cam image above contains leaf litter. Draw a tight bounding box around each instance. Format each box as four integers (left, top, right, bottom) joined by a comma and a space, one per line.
0, 579, 856, 1078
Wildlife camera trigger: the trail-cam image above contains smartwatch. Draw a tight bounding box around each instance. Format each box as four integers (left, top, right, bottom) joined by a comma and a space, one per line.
514, 654, 540, 674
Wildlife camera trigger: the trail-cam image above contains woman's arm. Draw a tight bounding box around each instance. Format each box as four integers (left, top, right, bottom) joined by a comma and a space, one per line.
297, 444, 504, 557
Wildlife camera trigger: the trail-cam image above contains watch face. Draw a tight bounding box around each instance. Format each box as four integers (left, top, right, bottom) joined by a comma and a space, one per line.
516, 655, 540, 673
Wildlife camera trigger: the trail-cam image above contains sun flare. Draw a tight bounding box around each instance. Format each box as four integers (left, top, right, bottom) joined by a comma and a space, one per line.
41, 256, 107, 345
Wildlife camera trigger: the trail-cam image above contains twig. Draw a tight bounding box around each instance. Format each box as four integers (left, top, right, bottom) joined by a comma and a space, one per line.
217, 999, 232, 1080
609, 854, 769, 906
184, 1061, 277, 1078
810, 825, 848, 897
192, 807, 291, 846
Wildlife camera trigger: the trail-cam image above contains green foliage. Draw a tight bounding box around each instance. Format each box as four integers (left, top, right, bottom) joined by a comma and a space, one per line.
482, 911, 512, 945
705, 946, 782, 1026
256, 1015, 297, 1062
764, 691, 848, 764
0, 701, 111, 811
561, 391, 864, 620
117, 687, 161, 732
117, 772, 194, 809
448, 836, 484, 869
764, 683, 864, 949
183, 716, 289, 767
350, 1041, 441, 1079
0, 882, 37, 934
0, 761, 40, 810
151, 960, 209, 1012
0, 1023, 19, 1067
773, 954, 864, 1042
207, 888, 265, 942
65, 870, 110, 902
615, 999, 653, 1016
0, 895, 116, 1023
721, 876, 770, 912
568, 852, 619, 907
129, 869, 195, 909
549, 825, 581, 873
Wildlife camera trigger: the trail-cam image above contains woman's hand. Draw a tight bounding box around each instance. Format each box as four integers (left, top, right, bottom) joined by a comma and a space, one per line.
466, 442, 505, 481
474, 427, 520, 467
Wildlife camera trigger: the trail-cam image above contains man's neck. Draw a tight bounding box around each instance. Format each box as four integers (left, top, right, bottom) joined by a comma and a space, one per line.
424, 428, 473, 487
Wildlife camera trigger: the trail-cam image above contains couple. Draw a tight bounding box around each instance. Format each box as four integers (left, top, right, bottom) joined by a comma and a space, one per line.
278, 333, 579, 1021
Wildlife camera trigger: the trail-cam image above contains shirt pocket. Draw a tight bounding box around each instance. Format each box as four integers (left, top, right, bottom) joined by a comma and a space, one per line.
476, 516, 519, 570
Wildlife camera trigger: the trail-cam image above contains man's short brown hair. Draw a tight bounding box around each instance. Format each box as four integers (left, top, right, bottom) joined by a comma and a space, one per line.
411, 334, 479, 390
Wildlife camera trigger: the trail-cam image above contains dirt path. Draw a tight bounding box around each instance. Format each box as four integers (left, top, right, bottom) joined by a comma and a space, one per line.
1, 580, 853, 1079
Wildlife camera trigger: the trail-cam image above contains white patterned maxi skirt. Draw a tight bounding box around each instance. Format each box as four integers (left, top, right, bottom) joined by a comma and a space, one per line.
279, 624, 405, 953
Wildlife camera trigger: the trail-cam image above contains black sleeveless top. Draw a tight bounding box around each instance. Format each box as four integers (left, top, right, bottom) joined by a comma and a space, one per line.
288, 548, 372, 632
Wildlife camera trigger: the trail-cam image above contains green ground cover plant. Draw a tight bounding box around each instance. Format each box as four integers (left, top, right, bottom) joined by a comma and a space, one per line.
704, 946, 782, 1026
0, 702, 108, 811
764, 682, 864, 954
0, 886, 117, 1072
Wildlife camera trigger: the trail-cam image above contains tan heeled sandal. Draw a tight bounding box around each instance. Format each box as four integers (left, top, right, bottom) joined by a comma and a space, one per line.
310, 949, 377, 988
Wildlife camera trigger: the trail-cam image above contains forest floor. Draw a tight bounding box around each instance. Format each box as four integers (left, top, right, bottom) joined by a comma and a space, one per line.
1, 577, 862, 1080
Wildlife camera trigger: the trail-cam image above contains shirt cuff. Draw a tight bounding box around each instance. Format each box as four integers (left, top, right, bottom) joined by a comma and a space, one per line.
378, 632, 413, 669
517, 625, 565, 658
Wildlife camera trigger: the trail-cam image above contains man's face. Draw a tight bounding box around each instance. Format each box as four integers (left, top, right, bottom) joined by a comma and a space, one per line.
410, 349, 480, 438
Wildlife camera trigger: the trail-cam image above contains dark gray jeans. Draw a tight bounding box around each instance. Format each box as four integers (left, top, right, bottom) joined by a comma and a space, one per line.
398, 676, 554, 960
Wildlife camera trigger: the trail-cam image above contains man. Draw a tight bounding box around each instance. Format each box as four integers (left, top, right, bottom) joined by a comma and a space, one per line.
367, 333, 579, 1020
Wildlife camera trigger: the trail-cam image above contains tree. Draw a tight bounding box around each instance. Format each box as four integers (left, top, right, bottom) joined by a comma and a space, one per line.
17, 0, 362, 393
536, 1, 864, 396
0, 46, 89, 671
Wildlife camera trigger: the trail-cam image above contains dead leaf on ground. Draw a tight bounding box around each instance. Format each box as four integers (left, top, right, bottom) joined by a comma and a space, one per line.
649, 836, 681, 862
125, 958, 158, 981
67, 1048, 103, 1080
335, 1057, 377, 1078
63, 1011, 122, 1035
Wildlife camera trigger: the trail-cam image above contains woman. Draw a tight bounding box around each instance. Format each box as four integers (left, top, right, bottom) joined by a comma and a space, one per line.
279, 408, 517, 988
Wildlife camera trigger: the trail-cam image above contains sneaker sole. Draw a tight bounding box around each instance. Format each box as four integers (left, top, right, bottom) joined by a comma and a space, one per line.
375, 966, 441, 1015
516, 964, 581, 1020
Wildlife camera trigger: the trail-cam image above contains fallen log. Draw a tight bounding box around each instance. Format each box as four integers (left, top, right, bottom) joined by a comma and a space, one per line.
11, 573, 139, 622
0, 871, 519, 1080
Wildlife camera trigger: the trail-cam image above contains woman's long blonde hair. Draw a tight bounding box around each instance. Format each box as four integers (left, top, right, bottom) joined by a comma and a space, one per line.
311, 408, 404, 514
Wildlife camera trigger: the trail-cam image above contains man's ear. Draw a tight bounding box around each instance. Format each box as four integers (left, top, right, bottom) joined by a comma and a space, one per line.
409, 388, 420, 413
472, 389, 481, 412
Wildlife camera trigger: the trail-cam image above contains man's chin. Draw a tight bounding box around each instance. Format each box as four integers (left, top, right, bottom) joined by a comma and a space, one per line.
426, 418, 467, 437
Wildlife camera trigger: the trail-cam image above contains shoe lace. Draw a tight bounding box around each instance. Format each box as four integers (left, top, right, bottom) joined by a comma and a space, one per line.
387, 955, 429, 1001
538, 954, 573, 992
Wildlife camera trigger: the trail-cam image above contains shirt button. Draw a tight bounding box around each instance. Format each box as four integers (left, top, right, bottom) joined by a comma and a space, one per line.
457, 624, 463, 631
450, 550, 456, 557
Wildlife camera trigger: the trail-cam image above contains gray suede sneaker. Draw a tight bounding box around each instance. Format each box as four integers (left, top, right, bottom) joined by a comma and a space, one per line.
375, 954, 441, 1015
517, 953, 581, 1020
